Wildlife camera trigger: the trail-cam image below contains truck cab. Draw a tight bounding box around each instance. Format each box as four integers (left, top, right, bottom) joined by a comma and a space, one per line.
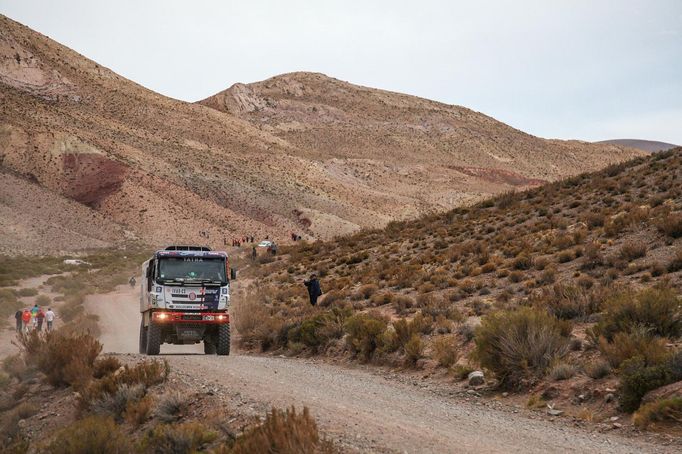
139, 245, 234, 355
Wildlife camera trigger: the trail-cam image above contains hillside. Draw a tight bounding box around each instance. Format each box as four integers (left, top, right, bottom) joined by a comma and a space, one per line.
597, 139, 678, 153
239, 149, 682, 421
1, 15, 642, 254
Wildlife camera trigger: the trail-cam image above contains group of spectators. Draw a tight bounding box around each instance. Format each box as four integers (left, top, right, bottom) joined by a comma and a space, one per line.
227, 236, 255, 247
15, 304, 55, 333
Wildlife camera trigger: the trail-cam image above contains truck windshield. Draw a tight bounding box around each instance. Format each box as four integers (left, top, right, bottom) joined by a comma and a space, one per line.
157, 257, 226, 284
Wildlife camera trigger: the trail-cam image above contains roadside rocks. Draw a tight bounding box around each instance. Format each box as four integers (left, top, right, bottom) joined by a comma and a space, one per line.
468, 370, 485, 386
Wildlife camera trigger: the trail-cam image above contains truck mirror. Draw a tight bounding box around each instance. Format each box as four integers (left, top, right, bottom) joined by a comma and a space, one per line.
230, 268, 238, 280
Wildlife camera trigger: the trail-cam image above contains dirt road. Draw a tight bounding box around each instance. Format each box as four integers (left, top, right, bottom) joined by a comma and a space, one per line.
85, 285, 675, 453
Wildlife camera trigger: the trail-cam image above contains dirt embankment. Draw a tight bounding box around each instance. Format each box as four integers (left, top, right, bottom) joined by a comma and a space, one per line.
78, 284, 676, 453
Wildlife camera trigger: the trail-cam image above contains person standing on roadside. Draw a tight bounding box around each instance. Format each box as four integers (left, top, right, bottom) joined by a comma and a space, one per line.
45, 308, 55, 332
36, 308, 45, 331
251, 246, 257, 261
15, 309, 22, 332
21, 308, 31, 333
303, 274, 323, 306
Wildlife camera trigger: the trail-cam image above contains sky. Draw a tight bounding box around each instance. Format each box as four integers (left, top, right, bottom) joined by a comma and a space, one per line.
1, 0, 681, 144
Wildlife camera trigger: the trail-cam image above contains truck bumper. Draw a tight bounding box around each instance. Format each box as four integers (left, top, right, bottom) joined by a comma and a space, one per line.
151, 311, 229, 324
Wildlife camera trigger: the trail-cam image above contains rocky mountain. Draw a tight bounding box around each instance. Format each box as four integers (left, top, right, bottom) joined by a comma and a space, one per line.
0, 15, 643, 254
597, 139, 678, 153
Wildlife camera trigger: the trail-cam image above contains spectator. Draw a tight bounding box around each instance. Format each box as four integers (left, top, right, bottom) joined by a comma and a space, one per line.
45, 308, 55, 332
21, 309, 31, 332
36, 308, 45, 331
303, 274, 323, 306
252, 246, 257, 261
14, 309, 22, 332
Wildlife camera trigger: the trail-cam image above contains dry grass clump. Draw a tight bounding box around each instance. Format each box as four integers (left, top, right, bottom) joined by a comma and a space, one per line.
593, 286, 681, 341
140, 421, 217, 453
657, 212, 682, 238
633, 397, 682, 428
585, 359, 611, 379
474, 307, 571, 388
44, 415, 133, 454
534, 283, 608, 320
229, 407, 335, 454
619, 241, 647, 261
155, 392, 189, 423
548, 362, 578, 381
598, 328, 670, 368
431, 335, 458, 368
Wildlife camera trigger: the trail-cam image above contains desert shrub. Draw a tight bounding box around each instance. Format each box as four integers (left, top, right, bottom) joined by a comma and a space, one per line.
393, 295, 414, 314
45, 415, 133, 454
535, 283, 606, 320
229, 407, 334, 454
352, 284, 378, 300
594, 286, 682, 341
35, 294, 51, 305
92, 356, 122, 379
344, 313, 388, 361
633, 397, 682, 428
16, 331, 101, 388
619, 241, 647, 261
16, 288, 38, 297
287, 307, 351, 351
404, 334, 424, 367
556, 250, 574, 263
431, 335, 458, 368
124, 395, 154, 426
585, 359, 612, 379
457, 323, 475, 343
599, 328, 670, 368
657, 212, 682, 238
233, 293, 283, 349
668, 249, 682, 273
508, 270, 524, 283
82, 360, 168, 407
89, 383, 146, 422
474, 307, 571, 388
512, 254, 532, 270
548, 362, 578, 381
451, 364, 475, 380
618, 354, 682, 412
140, 422, 217, 453
156, 392, 188, 423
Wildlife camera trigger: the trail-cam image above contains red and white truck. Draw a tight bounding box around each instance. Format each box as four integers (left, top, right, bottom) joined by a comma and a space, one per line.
139, 246, 235, 355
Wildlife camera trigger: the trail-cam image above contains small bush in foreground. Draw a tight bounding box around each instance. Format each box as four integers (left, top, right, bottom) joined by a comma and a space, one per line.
633, 397, 682, 428
657, 212, 682, 238
229, 407, 335, 454
474, 307, 571, 388
17, 331, 101, 389
140, 422, 217, 454
45, 415, 132, 454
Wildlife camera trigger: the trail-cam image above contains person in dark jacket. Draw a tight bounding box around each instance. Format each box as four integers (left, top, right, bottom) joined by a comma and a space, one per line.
303, 274, 322, 306
15, 310, 22, 332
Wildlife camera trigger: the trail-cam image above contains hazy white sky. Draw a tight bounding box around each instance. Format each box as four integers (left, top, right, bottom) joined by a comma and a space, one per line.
1, 0, 681, 143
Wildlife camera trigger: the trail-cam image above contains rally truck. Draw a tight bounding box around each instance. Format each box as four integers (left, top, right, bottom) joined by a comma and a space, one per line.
139, 246, 235, 356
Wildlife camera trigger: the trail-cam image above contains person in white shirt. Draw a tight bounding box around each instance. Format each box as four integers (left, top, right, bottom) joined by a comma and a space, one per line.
45, 308, 55, 332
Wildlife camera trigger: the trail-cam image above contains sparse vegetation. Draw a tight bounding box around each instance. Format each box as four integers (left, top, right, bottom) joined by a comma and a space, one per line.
474, 308, 571, 388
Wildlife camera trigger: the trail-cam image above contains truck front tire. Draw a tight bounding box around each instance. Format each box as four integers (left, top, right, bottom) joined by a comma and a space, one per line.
217, 323, 230, 356
204, 340, 216, 354
146, 322, 161, 355
139, 318, 147, 354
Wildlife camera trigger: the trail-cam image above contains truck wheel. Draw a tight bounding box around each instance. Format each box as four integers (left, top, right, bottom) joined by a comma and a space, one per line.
139, 318, 147, 354
146, 322, 161, 355
204, 340, 216, 355
217, 323, 230, 356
